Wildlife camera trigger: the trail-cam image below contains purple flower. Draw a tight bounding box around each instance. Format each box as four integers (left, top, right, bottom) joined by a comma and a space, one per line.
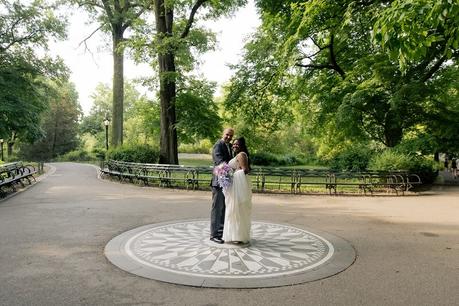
214, 162, 233, 190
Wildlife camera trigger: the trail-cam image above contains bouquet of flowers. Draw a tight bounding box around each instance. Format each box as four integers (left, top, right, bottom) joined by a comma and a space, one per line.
214, 162, 234, 191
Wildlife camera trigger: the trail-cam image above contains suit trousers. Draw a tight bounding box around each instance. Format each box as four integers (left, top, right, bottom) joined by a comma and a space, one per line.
210, 186, 225, 238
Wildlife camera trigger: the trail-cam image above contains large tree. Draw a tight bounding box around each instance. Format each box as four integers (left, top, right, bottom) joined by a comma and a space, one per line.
226, 0, 459, 153
74, 0, 150, 147
19, 81, 82, 160
0, 0, 68, 156
131, 0, 246, 164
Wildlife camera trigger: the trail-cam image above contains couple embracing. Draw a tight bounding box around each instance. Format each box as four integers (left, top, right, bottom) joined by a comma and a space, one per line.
210, 128, 252, 245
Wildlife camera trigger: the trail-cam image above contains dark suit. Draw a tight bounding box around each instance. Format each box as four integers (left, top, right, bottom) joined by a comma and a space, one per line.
210, 139, 232, 238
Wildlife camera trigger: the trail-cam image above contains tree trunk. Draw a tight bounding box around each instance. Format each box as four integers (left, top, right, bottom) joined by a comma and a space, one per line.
7, 142, 13, 157
157, 52, 178, 164
382, 110, 403, 147
155, 0, 178, 164
51, 113, 58, 158
112, 28, 124, 147
7, 131, 16, 157
384, 125, 403, 147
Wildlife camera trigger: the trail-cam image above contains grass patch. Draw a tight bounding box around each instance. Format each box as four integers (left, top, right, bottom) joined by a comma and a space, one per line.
179, 158, 213, 167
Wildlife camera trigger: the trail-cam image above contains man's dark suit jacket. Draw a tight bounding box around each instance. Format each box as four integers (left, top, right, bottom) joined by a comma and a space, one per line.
211, 140, 232, 187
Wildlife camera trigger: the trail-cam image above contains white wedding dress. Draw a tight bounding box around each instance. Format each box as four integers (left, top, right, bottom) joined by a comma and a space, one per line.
222, 153, 252, 243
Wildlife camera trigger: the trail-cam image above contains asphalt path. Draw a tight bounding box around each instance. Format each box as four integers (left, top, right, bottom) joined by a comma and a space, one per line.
0, 162, 458, 305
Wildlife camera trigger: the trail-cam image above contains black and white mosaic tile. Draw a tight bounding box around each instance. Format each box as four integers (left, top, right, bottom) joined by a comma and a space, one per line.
105, 220, 355, 288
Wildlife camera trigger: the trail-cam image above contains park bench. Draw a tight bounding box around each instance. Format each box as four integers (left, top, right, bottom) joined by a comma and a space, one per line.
248, 167, 421, 195
326, 170, 422, 195
101, 160, 214, 190
252, 168, 301, 193
0, 162, 38, 197
100, 160, 422, 195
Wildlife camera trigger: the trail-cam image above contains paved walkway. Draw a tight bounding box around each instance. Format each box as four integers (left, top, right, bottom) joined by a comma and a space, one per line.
438, 169, 459, 185
0, 162, 458, 305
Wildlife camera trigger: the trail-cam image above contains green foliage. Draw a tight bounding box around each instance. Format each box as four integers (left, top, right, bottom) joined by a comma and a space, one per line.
178, 139, 213, 154
176, 78, 222, 144
0, 0, 67, 54
125, 98, 161, 146
250, 152, 277, 166
58, 149, 91, 162
0, 67, 50, 143
80, 81, 161, 149
18, 81, 81, 161
369, 149, 439, 184
373, 0, 459, 70
129, 0, 247, 70
80, 82, 137, 136
225, 0, 459, 159
223, 29, 294, 136
106, 144, 159, 163
420, 66, 459, 154
0, 0, 68, 150
2, 153, 19, 163
251, 152, 303, 167
81, 78, 222, 151
92, 148, 106, 160
328, 145, 374, 172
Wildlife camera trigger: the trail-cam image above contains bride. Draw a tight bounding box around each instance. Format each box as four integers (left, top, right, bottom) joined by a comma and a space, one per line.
222, 137, 252, 244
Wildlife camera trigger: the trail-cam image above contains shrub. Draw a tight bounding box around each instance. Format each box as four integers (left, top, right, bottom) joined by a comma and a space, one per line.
179, 139, 213, 154
251, 152, 303, 167
92, 148, 106, 160
59, 149, 91, 162
329, 145, 374, 171
413, 158, 439, 185
4, 154, 19, 163
251, 152, 280, 166
369, 149, 438, 184
368, 150, 411, 171
106, 144, 159, 164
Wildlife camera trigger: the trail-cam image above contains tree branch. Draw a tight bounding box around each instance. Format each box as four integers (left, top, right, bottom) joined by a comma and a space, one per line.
310, 36, 322, 49
1, 29, 46, 52
421, 55, 447, 83
295, 63, 335, 70
166, 6, 173, 34
78, 24, 104, 54
295, 34, 345, 79
113, 0, 121, 14
180, 0, 208, 39
101, 0, 114, 22
77, 1, 104, 10
255, 72, 277, 97
297, 48, 327, 63
122, 7, 148, 31
328, 33, 346, 79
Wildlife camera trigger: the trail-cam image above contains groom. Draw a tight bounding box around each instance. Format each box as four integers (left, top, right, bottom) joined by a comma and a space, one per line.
210, 127, 234, 244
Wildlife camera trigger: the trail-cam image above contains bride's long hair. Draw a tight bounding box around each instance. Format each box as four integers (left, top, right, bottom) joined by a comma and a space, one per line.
236, 137, 251, 171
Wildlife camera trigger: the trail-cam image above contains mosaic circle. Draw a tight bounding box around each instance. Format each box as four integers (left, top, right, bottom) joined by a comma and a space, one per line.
105, 220, 355, 288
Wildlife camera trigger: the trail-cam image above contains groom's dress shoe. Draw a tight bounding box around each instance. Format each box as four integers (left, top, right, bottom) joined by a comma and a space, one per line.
210, 237, 224, 244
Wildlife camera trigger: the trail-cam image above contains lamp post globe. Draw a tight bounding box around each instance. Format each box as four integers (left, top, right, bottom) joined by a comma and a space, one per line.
104, 119, 110, 150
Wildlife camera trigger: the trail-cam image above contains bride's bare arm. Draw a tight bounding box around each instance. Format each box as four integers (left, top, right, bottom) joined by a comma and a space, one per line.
237, 152, 249, 174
